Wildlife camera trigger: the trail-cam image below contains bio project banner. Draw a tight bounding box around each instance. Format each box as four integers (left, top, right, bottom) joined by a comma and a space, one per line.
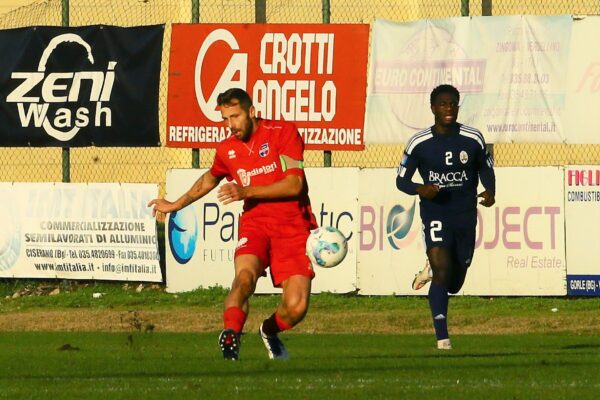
357, 167, 566, 296
366, 16, 571, 144
0, 183, 162, 282
0, 25, 163, 146
167, 24, 369, 150
463, 167, 566, 295
164, 168, 358, 294
356, 168, 426, 295
565, 167, 600, 295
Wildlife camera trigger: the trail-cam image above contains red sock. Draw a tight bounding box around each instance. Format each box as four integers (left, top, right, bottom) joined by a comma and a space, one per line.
274, 312, 293, 332
223, 307, 247, 333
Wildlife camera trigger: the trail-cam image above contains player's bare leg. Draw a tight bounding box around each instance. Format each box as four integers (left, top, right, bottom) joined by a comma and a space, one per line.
219, 254, 262, 360
259, 275, 311, 360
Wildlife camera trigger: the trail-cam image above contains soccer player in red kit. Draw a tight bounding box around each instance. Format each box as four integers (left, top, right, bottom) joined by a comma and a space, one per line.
148, 88, 317, 360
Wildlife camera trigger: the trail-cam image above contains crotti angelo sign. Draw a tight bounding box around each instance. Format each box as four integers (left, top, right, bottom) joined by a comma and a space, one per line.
166, 24, 369, 150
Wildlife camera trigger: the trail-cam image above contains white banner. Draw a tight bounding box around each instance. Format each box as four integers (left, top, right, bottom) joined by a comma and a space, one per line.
564, 166, 600, 295
564, 17, 600, 144
0, 183, 161, 281
463, 167, 566, 295
165, 167, 568, 295
165, 168, 358, 294
366, 16, 571, 144
356, 168, 426, 295
358, 168, 566, 295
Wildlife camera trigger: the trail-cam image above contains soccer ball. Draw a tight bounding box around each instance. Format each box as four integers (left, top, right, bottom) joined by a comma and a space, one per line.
306, 226, 348, 268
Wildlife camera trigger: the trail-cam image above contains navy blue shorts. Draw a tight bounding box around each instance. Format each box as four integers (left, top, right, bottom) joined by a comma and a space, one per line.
421, 211, 476, 269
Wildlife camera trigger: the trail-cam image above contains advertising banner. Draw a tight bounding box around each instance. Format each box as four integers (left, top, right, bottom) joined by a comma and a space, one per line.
165, 167, 568, 295
0, 183, 162, 282
564, 166, 600, 295
358, 167, 566, 295
564, 17, 600, 144
0, 25, 163, 146
167, 24, 369, 150
463, 167, 566, 295
366, 16, 571, 144
164, 168, 358, 293
356, 168, 426, 295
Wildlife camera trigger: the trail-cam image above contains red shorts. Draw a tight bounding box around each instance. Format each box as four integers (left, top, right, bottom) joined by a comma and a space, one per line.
236, 218, 315, 287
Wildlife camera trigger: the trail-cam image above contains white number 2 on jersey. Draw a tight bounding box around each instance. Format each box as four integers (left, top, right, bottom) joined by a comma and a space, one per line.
430, 220, 443, 242
445, 151, 453, 165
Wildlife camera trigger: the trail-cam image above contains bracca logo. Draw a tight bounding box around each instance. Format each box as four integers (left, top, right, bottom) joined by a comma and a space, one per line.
385, 201, 418, 249
6, 33, 117, 141
168, 206, 198, 264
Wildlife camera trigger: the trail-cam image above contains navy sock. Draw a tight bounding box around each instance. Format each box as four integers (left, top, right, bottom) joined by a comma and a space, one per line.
428, 281, 449, 340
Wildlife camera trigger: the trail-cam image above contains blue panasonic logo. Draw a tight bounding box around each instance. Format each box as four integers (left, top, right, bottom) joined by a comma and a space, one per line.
168, 206, 198, 264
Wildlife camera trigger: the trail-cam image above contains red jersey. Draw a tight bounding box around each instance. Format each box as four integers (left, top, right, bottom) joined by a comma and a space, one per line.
210, 119, 317, 227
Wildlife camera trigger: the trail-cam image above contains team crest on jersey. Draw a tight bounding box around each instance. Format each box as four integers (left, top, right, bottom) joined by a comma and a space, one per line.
460, 151, 468, 164
259, 143, 269, 157
228, 149, 236, 159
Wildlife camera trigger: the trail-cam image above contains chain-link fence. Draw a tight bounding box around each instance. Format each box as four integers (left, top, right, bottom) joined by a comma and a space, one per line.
1, 0, 599, 194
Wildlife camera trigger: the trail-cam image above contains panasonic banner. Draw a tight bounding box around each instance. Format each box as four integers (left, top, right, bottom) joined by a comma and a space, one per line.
165, 168, 358, 294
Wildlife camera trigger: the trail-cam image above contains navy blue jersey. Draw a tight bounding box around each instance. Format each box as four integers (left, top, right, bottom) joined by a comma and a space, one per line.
396, 123, 495, 219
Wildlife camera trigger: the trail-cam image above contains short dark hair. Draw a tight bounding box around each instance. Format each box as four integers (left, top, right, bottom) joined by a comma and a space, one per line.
217, 88, 253, 110
430, 84, 460, 105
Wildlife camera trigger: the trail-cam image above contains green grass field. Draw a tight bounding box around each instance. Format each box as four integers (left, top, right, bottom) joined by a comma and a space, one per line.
1, 284, 600, 399
1, 331, 599, 399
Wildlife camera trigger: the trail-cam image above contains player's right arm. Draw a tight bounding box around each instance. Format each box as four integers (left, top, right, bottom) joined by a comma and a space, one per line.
396, 151, 439, 200
148, 170, 222, 217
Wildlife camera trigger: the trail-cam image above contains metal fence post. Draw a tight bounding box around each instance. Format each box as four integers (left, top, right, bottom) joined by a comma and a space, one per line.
482, 0, 492, 16
482, 0, 494, 159
322, 0, 332, 167
461, 0, 469, 16
191, 0, 200, 168
255, 0, 266, 23
61, 0, 70, 182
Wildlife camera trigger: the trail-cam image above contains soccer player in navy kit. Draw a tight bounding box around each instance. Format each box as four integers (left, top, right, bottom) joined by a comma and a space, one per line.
396, 84, 496, 350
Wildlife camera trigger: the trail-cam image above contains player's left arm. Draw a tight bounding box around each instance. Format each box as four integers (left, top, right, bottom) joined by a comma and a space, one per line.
477, 144, 496, 207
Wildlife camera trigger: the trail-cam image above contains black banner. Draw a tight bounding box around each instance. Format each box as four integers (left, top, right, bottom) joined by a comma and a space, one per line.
0, 25, 163, 147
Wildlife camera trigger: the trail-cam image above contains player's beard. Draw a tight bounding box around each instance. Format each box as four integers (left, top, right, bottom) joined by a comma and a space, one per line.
236, 118, 254, 142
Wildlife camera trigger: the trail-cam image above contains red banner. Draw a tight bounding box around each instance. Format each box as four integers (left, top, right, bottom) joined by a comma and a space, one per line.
167, 24, 369, 150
